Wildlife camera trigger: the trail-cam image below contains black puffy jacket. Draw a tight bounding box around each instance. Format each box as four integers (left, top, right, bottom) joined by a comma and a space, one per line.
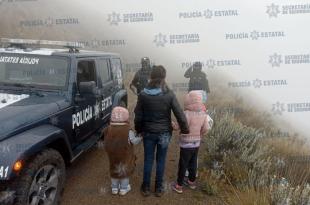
134, 86, 189, 135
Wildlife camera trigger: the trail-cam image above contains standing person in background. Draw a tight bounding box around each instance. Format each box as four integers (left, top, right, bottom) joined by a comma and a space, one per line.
130, 57, 152, 95
184, 61, 210, 97
134, 65, 189, 197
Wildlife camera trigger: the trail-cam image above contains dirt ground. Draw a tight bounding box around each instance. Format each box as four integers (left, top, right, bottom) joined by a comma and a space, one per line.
60, 92, 220, 205
60, 135, 218, 205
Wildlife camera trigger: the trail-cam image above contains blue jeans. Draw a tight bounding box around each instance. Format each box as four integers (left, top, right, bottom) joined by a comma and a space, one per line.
142, 132, 171, 188
111, 178, 129, 190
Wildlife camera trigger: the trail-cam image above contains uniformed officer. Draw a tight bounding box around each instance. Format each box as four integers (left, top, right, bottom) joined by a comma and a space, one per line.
184, 61, 210, 94
130, 57, 152, 95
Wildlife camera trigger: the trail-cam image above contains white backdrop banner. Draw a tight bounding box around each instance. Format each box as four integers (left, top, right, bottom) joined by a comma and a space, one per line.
0, 0, 309, 138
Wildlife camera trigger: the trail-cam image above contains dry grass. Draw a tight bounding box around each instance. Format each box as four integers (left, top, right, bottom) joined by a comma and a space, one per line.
222, 187, 271, 205
200, 110, 310, 204
199, 88, 310, 204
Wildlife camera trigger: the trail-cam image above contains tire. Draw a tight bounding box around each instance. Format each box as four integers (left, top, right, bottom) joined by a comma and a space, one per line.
119, 100, 127, 108
13, 149, 66, 205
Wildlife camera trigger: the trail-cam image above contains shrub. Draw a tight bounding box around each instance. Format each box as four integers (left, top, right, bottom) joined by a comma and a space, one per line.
205, 113, 273, 188
202, 112, 310, 205
199, 168, 221, 196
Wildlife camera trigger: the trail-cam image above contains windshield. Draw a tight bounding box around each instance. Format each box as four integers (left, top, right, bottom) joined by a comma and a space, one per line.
0, 53, 69, 90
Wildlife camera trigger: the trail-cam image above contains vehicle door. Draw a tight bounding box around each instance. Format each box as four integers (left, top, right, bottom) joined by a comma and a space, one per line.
96, 58, 114, 126
73, 59, 100, 142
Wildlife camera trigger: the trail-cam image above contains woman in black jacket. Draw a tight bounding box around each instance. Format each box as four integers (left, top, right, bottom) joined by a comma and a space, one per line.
134, 65, 189, 197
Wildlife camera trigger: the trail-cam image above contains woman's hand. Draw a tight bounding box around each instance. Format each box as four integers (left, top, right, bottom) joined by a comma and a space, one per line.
171, 121, 179, 130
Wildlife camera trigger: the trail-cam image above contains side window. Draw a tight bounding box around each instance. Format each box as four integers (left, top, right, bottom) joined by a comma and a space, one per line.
0, 63, 5, 82
77, 60, 96, 87
111, 58, 123, 87
97, 59, 111, 84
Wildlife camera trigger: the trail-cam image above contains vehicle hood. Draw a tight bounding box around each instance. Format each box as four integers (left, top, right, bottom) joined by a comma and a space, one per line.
0, 91, 69, 141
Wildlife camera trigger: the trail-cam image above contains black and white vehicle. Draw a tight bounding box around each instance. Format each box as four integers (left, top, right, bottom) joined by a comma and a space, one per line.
0, 38, 127, 205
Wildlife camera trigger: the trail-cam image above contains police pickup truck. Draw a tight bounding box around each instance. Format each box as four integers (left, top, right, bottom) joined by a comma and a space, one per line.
0, 39, 127, 205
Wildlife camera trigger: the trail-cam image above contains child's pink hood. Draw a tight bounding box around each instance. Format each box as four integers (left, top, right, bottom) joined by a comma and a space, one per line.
184, 90, 206, 112
111, 106, 129, 123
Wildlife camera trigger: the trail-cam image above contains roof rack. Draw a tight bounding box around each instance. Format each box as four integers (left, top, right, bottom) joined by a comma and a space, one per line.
0, 38, 84, 53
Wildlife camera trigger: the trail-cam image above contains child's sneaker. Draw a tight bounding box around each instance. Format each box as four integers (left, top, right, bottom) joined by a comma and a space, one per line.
111, 188, 119, 195
184, 179, 197, 190
172, 183, 183, 194
119, 184, 131, 196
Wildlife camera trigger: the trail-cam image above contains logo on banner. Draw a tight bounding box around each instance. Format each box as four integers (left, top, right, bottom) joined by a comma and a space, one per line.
107, 12, 154, 26
108, 12, 122, 25
179, 9, 238, 19
266, 3, 281, 17
269, 53, 282, 67
228, 79, 288, 89
44, 17, 54, 27
78, 39, 126, 48
226, 30, 285, 40
153, 33, 168, 47
252, 79, 263, 88
182, 59, 241, 70
20, 17, 79, 27
272, 102, 286, 115
204, 9, 213, 18
250, 30, 260, 40
269, 53, 310, 67
267, 3, 310, 18
154, 33, 200, 47
272, 102, 310, 115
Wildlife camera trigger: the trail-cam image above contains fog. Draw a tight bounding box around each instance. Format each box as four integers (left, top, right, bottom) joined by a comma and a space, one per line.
0, 0, 309, 138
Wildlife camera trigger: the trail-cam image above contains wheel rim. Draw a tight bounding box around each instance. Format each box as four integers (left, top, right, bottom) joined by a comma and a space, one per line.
28, 165, 59, 205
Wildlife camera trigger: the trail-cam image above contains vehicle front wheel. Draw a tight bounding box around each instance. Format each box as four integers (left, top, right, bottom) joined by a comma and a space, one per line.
13, 149, 66, 205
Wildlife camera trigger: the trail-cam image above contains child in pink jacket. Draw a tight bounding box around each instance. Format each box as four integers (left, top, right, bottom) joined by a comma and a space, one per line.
172, 90, 209, 194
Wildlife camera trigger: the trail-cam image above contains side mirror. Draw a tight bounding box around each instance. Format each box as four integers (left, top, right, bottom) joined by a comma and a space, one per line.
79, 81, 97, 95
